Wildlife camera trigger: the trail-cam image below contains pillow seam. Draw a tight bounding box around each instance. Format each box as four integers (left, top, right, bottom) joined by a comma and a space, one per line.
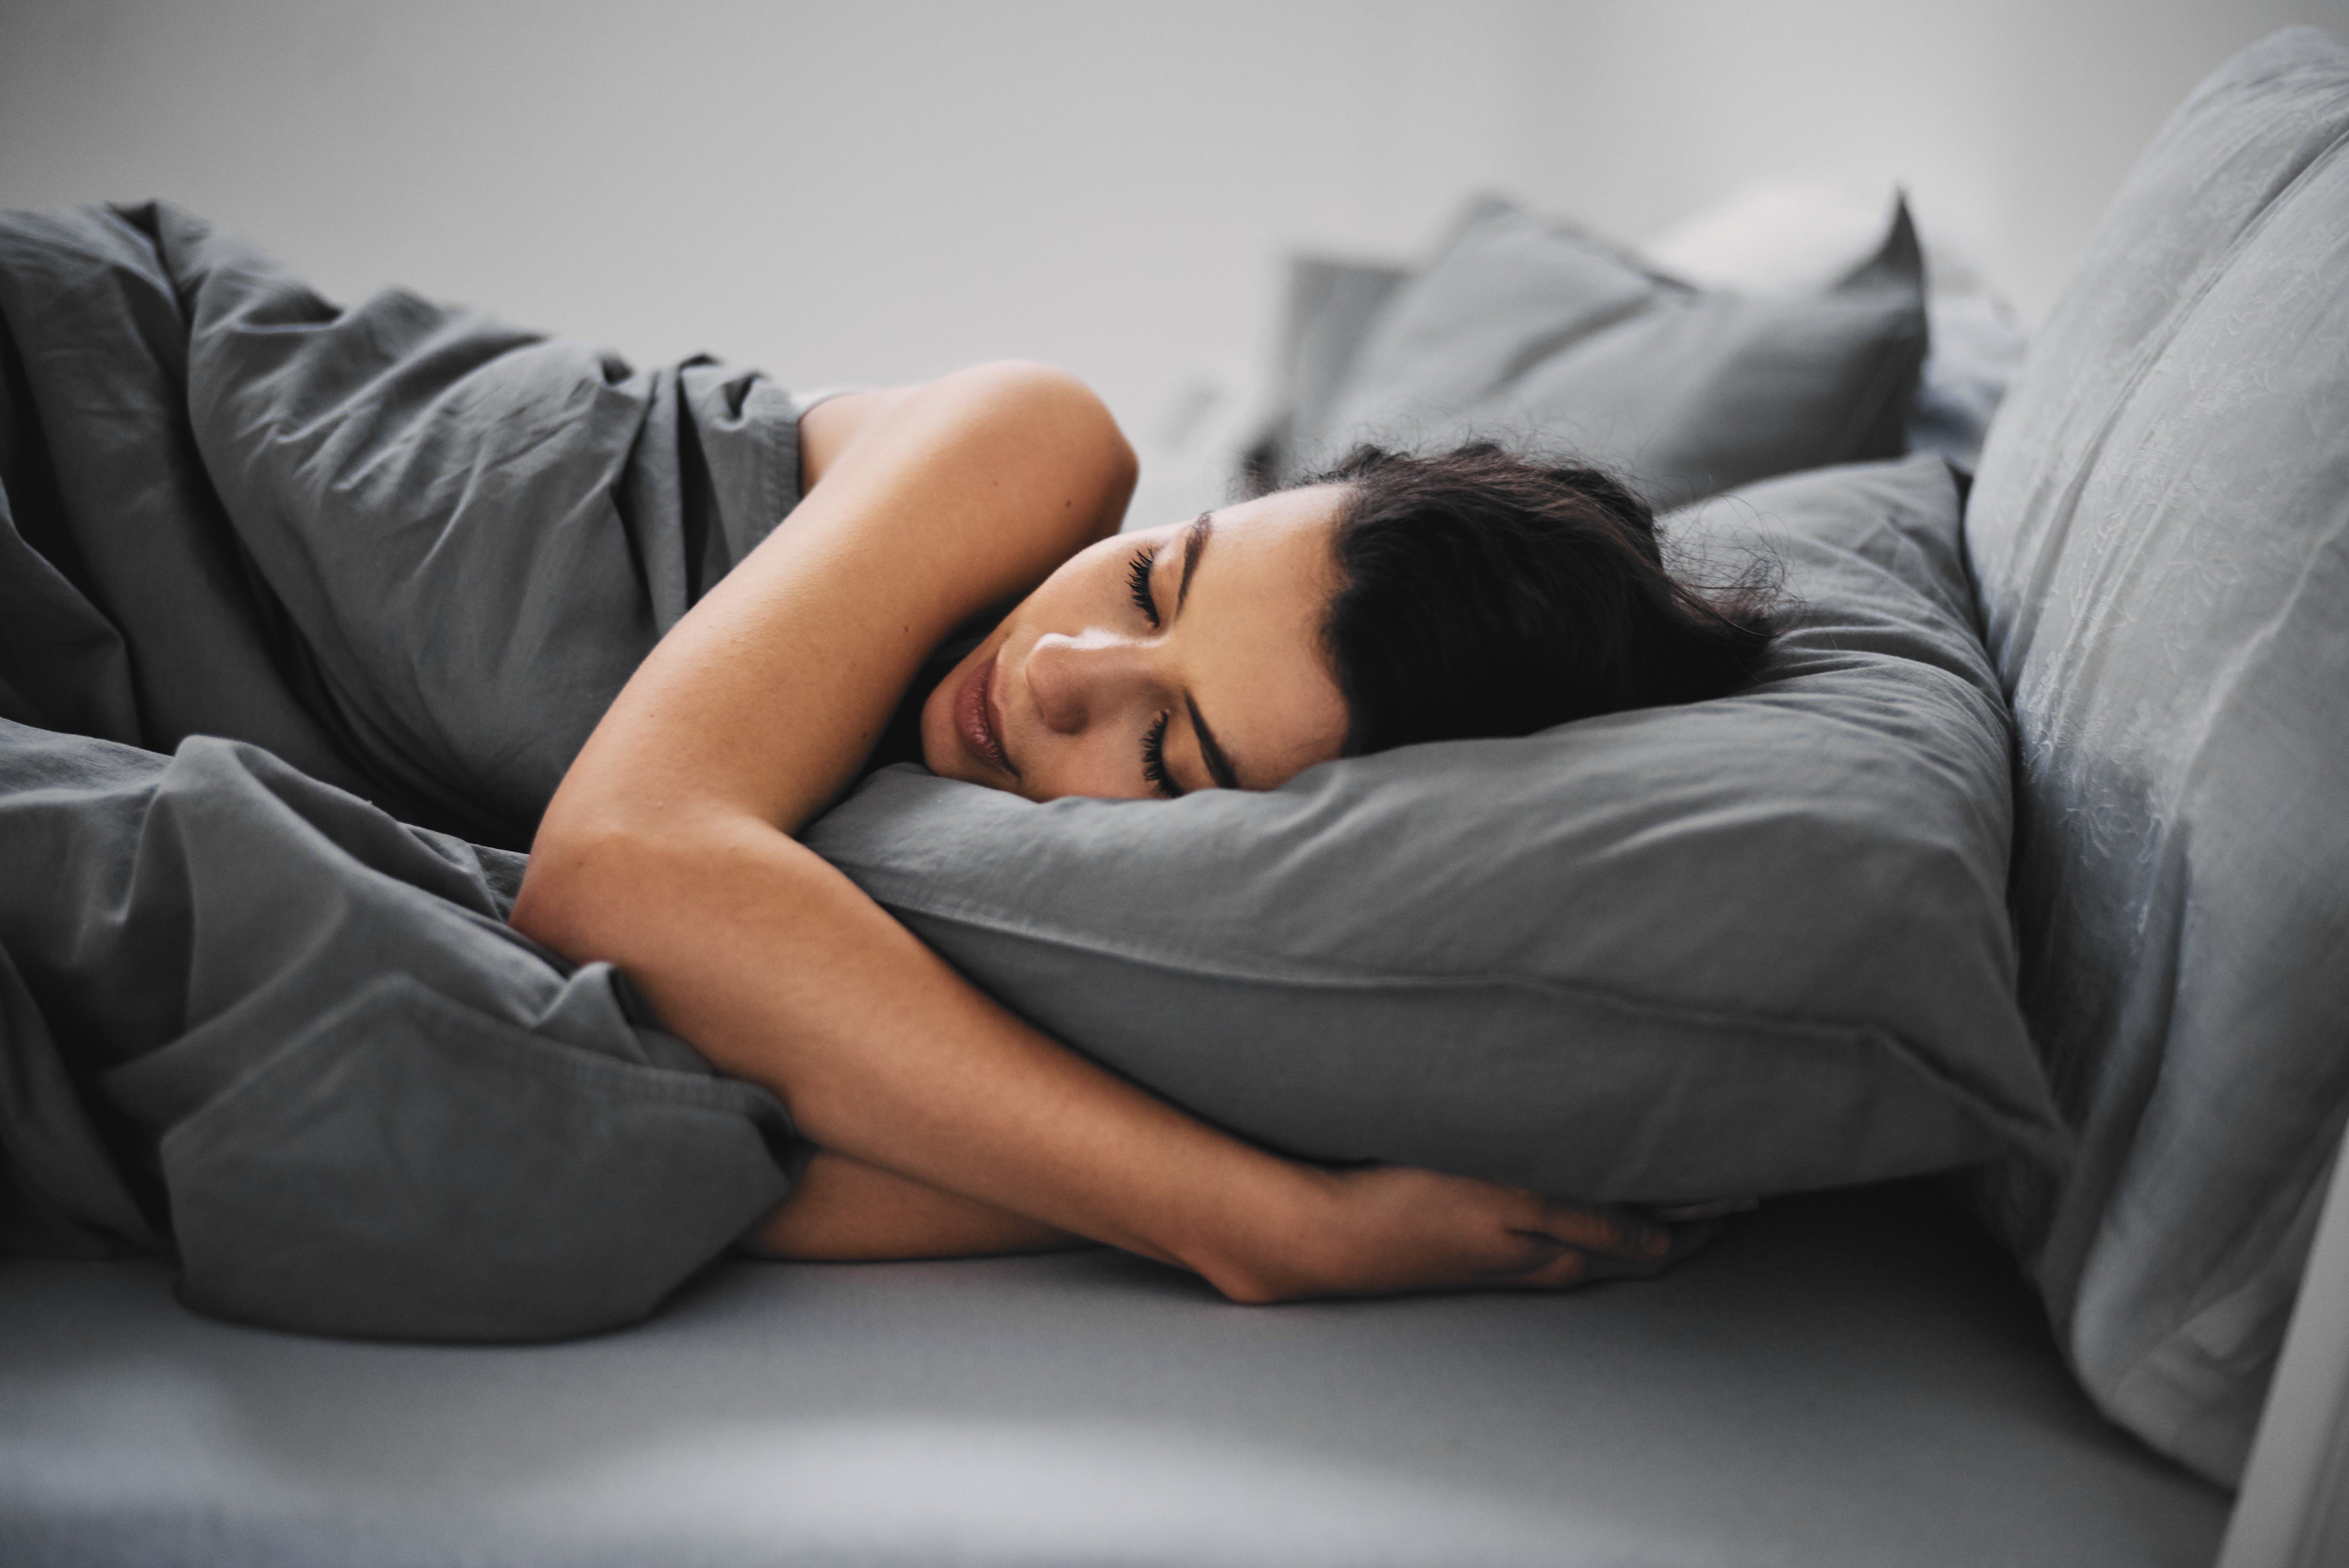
880, 894, 2065, 1150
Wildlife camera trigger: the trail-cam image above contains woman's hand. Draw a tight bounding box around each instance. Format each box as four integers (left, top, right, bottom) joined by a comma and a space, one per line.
1203, 1167, 1704, 1303
754, 1145, 1715, 1304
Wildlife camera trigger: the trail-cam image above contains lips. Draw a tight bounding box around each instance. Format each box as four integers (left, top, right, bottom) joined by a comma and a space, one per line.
955, 652, 1015, 777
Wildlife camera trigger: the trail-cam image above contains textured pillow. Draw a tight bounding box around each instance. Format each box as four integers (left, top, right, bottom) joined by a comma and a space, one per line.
806, 454, 2063, 1205
1269, 197, 1927, 508
1962, 26, 2349, 1486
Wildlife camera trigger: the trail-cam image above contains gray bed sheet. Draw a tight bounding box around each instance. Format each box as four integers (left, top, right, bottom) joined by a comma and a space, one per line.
0, 1182, 2226, 1568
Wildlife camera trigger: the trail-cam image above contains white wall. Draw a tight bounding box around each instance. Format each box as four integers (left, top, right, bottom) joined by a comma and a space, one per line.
1496, 0, 2349, 317
4, 0, 2344, 525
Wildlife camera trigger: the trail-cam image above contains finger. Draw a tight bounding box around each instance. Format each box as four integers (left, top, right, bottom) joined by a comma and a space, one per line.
1460, 1224, 1583, 1288
1482, 1243, 1592, 1290
1577, 1218, 1728, 1282
1578, 1250, 1672, 1283
1519, 1201, 1672, 1262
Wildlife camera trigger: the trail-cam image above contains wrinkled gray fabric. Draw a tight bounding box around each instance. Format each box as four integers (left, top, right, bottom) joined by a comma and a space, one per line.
1248, 226, 2016, 492
0, 201, 804, 849
1265, 198, 1926, 508
1907, 294, 2031, 472
0, 203, 805, 1339
1963, 25, 2349, 1485
0, 1182, 2228, 1567
808, 455, 2064, 1205
0, 722, 793, 1340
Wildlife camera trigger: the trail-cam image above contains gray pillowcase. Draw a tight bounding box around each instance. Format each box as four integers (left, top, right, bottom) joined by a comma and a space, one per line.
1960, 25, 2349, 1486
806, 454, 2063, 1205
1274, 198, 1927, 508
1241, 255, 1412, 493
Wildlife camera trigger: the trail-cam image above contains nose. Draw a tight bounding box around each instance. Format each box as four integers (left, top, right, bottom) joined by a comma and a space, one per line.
1023, 628, 1158, 736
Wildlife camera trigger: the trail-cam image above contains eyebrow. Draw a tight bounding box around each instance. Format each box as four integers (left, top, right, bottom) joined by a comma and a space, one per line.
1169, 512, 1240, 790
1176, 511, 1212, 613
1187, 695, 1241, 791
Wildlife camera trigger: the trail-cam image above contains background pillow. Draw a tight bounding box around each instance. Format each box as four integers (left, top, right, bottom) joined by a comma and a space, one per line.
806, 454, 2063, 1206
1240, 255, 1411, 495
1961, 26, 2349, 1487
1259, 197, 1927, 509
1633, 175, 2030, 473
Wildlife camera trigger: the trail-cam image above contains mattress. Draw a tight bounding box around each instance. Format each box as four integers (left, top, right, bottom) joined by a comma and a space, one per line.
0, 1181, 2227, 1567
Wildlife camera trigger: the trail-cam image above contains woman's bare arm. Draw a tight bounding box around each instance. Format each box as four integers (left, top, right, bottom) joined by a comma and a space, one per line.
512, 362, 1668, 1298
767, 385, 1092, 1261
750, 1150, 1080, 1260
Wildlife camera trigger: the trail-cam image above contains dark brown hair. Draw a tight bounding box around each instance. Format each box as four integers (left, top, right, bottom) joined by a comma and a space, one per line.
1306, 443, 1778, 755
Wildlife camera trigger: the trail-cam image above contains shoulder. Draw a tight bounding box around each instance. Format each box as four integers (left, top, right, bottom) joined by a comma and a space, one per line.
798, 363, 1135, 608
800, 363, 1134, 507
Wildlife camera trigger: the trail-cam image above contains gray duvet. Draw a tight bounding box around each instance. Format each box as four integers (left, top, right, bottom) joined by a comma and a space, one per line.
0, 203, 805, 1340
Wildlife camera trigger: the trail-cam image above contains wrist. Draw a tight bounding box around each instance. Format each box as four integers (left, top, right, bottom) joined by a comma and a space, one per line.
1176, 1162, 1342, 1305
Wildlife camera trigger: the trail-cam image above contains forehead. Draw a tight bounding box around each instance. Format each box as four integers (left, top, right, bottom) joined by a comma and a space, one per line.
1176, 486, 1350, 788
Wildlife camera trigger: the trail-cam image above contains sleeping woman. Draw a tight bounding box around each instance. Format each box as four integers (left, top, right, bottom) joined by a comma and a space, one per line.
510, 361, 1776, 1304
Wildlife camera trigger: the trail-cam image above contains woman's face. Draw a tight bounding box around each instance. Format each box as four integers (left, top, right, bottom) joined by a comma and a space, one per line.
921, 484, 1351, 801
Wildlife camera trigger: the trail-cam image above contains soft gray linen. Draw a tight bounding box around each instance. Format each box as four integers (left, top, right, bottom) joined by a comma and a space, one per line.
807, 455, 2065, 1205
0, 201, 804, 849
1248, 227, 2020, 488
1963, 25, 2349, 1485
0, 203, 805, 1338
1261, 198, 1926, 506
0, 721, 792, 1341
1906, 294, 2030, 471
0, 1182, 2228, 1568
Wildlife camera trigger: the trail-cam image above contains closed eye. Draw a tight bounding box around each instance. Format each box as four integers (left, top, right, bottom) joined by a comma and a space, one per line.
1141, 711, 1182, 798
1127, 546, 1161, 628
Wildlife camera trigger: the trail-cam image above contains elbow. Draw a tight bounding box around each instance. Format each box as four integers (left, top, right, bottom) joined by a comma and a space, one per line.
512, 792, 778, 969
507, 808, 658, 964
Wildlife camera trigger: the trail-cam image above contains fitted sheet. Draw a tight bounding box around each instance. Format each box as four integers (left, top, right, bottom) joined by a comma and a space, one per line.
0, 1182, 2226, 1568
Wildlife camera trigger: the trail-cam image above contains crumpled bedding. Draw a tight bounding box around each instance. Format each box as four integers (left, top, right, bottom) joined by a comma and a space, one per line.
0, 203, 806, 1340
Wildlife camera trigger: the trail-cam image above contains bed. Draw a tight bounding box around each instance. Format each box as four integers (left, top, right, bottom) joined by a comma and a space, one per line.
5, 26, 2348, 1568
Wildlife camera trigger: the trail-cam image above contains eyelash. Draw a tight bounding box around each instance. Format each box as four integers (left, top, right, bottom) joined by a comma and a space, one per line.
1128, 546, 1178, 796
1127, 546, 1161, 628
1142, 711, 1181, 799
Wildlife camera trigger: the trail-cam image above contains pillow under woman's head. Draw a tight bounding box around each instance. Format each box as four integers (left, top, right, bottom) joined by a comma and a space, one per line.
806, 453, 2064, 1205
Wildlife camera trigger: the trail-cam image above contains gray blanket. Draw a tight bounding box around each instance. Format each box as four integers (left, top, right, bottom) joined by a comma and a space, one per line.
0, 204, 806, 1340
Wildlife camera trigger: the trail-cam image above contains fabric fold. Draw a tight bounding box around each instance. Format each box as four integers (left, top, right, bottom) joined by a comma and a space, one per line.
0, 202, 811, 1339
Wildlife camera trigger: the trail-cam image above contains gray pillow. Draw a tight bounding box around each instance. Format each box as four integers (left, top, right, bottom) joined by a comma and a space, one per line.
1274, 198, 1927, 508
1961, 25, 2349, 1486
806, 454, 2063, 1205
1241, 255, 1411, 493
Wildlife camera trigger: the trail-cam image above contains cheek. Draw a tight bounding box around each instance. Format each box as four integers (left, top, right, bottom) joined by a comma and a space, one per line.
1034, 542, 1120, 609
916, 682, 962, 778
